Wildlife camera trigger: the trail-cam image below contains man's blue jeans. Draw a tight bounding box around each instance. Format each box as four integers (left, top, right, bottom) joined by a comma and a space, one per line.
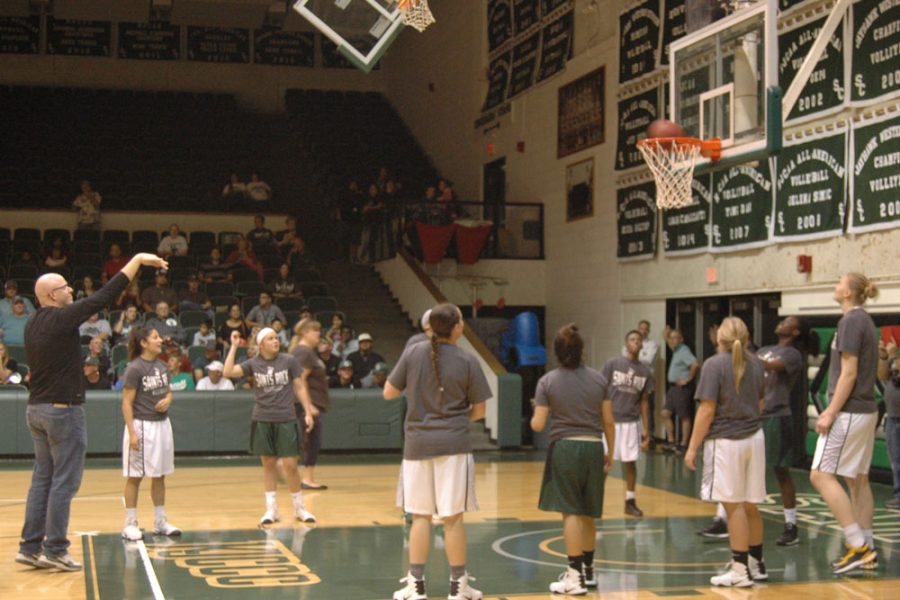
886, 416, 900, 500
19, 404, 87, 557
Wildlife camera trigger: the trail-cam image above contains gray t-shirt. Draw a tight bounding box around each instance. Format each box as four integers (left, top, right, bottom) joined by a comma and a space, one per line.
883, 361, 900, 418
535, 366, 607, 442
828, 307, 878, 413
600, 357, 654, 422
246, 304, 286, 325
694, 352, 764, 440
405, 332, 430, 349
243, 353, 302, 422
292, 344, 329, 411
123, 358, 170, 421
388, 342, 492, 460
757, 344, 803, 417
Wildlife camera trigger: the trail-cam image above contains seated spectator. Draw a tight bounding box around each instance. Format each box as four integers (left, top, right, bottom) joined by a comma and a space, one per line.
335, 325, 358, 359
44, 240, 69, 270
318, 338, 340, 379
225, 237, 263, 280
192, 320, 217, 349
246, 214, 276, 252
347, 333, 384, 379
285, 237, 316, 272
196, 360, 234, 391
191, 339, 220, 381
326, 313, 344, 346
102, 243, 130, 283
79, 312, 112, 345
82, 356, 111, 390
272, 318, 290, 350
271, 264, 302, 300
361, 362, 389, 389
86, 335, 111, 378
114, 278, 141, 310
113, 305, 141, 344
179, 275, 213, 315
299, 305, 313, 322
144, 301, 185, 346
141, 270, 179, 313
276, 216, 299, 253
0, 341, 27, 385
73, 180, 102, 231
166, 350, 194, 391
0, 297, 31, 345
245, 290, 286, 328
13, 249, 41, 269
158, 224, 189, 258
246, 172, 272, 203
222, 173, 247, 203
76, 275, 97, 301
199, 247, 233, 283
218, 303, 250, 348
437, 178, 455, 202
330, 359, 359, 389
0, 281, 35, 316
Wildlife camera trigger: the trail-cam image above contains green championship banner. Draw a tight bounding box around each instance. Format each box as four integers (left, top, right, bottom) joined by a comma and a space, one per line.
47, 18, 111, 57
663, 174, 711, 255
711, 161, 774, 251
619, 0, 661, 83
851, 0, 900, 105
187, 27, 249, 63
0, 16, 39, 54
617, 180, 658, 260
118, 22, 180, 61
509, 32, 541, 97
616, 85, 661, 170
774, 128, 847, 241
536, 10, 572, 82
660, 0, 686, 67
483, 49, 512, 110
254, 29, 314, 67
850, 107, 900, 233
779, 14, 846, 122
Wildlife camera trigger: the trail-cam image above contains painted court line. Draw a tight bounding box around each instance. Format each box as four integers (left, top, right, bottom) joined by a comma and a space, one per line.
136, 540, 166, 600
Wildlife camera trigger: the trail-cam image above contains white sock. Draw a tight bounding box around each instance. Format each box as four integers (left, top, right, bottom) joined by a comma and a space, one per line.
716, 503, 727, 522
626, 491, 636, 501
265, 491, 277, 508
154, 505, 166, 521
863, 529, 874, 548
783, 508, 797, 525
125, 508, 137, 524
291, 491, 304, 508
843, 523, 865, 548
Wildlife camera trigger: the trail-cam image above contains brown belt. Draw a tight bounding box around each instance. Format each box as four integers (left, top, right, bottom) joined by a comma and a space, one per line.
51, 403, 70, 408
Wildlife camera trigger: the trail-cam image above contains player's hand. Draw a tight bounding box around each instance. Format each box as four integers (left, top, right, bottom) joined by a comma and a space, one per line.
816, 410, 835, 435
308, 405, 320, 418
129, 433, 139, 451
887, 339, 898, 357
304, 413, 314, 432
641, 433, 650, 450
155, 397, 171, 412
231, 330, 242, 346
684, 447, 697, 470
136, 253, 168, 270
603, 451, 613, 473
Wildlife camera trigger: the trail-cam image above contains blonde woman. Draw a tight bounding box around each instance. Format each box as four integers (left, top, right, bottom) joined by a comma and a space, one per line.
0, 342, 25, 385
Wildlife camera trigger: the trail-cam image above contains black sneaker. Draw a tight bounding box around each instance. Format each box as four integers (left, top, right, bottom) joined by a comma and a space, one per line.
624, 499, 644, 517
697, 519, 729, 538
776, 523, 800, 546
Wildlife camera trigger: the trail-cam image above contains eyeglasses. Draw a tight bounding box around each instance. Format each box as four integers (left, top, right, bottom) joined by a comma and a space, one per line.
51, 284, 71, 293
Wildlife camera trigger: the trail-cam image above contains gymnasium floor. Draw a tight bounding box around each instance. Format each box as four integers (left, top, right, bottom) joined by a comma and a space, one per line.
1, 451, 897, 599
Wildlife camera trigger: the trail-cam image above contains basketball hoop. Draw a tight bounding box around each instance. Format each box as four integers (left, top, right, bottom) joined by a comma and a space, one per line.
397, 0, 435, 32
637, 137, 721, 210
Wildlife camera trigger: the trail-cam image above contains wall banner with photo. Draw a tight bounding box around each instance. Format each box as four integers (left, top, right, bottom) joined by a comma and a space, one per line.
566, 158, 594, 222
557, 66, 605, 159
617, 179, 658, 260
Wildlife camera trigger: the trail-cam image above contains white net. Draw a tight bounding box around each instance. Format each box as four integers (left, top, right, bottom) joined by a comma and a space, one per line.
399, 0, 435, 32
637, 139, 701, 210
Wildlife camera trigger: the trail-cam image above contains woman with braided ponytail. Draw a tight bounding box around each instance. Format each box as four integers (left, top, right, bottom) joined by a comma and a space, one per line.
384, 303, 491, 600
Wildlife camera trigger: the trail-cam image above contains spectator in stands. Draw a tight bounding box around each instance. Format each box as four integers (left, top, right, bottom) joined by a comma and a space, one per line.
0, 297, 31, 345
145, 302, 185, 346
246, 215, 276, 252
359, 183, 385, 263
336, 179, 364, 263
141, 271, 179, 313
78, 313, 112, 345
199, 247, 233, 283
0, 281, 35, 316
347, 333, 384, 380
299, 305, 313, 322
336, 325, 358, 359
166, 350, 194, 391
196, 360, 234, 391
326, 313, 344, 347
157, 224, 189, 258
218, 304, 250, 349
192, 320, 217, 349
285, 237, 315, 272
87, 335, 111, 377
437, 178, 456, 202
246, 291, 286, 328
383, 179, 402, 255
361, 362, 389, 389
226, 237, 263, 280
246, 173, 272, 203
191, 340, 220, 382
73, 180, 102, 231
331, 359, 359, 389
222, 173, 247, 205
101, 243, 130, 283
377, 166, 391, 192
271, 264, 302, 300
82, 356, 111, 391
179, 275, 213, 316
114, 278, 141, 310
12, 249, 41, 270
76, 275, 97, 301
272, 319, 290, 350
318, 338, 340, 380
0, 341, 27, 385
276, 216, 299, 254
113, 305, 141, 344
43, 241, 69, 271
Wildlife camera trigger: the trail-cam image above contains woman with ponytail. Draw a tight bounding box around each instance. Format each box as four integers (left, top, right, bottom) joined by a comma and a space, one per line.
384, 303, 491, 600
685, 316, 766, 587
810, 273, 880, 574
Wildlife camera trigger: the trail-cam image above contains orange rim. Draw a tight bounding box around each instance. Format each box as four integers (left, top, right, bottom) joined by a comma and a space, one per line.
637, 137, 721, 161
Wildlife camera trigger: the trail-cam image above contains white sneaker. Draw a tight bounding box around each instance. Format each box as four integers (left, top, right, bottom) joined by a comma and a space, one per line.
295, 506, 317, 523
710, 561, 753, 587
153, 517, 182, 536
260, 507, 280, 525
549, 567, 587, 595
393, 573, 426, 600
35, 552, 82, 572
448, 572, 482, 600
748, 555, 768, 581
122, 519, 143, 542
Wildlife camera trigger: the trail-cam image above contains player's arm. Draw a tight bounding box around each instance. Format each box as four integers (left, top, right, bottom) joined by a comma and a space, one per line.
122, 387, 139, 450
640, 392, 651, 449
383, 381, 403, 400
601, 399, 615, 472
469, 400, 486, 422
223, 331, 246, 379
685, 399, 716, 470
155, 391, 172, 413
292, 375, 315, 432
761, 357, 786, 372
817, 352, 858, 433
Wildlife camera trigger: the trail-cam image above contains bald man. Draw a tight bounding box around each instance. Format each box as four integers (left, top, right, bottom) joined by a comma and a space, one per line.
16, 252, 167, 572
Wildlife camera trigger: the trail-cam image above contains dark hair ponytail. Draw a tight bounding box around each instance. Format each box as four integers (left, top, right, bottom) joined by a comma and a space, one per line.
554, 324, 583, 369
428, 303, 462, 398
128, 327, 155, 361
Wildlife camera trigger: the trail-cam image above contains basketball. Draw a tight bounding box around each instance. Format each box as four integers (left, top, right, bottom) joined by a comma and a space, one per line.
646, 119, 685, 139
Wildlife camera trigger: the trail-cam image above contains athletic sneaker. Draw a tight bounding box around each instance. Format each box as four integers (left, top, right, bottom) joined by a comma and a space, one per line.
260, 507, 280, 525
393, 573, 426, 600
549, 567, 587, 595
448, 573, 482, 600
776, 523, 799, 546
624, 499, 644, 517
831, 543, 876, 574
710, 561, 753, 587
582, 562, 597, 588
36, 553, 82, 572
697, 519, 729, 538
14, 552, 44, 568
122, 519, 143, 542
749, 555, 768, 581
885, 497, 900, 509
153, 517, 182, 536
862, 549, 878, 571
295, 506, 317, 523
